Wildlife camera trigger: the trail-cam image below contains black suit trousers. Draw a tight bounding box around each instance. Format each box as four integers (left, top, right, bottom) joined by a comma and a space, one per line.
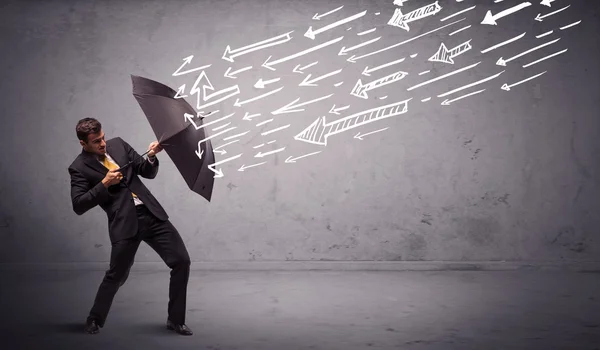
87, 204, 191, 326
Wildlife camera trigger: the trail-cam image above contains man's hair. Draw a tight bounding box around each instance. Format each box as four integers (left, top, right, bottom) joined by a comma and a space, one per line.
76, 117, 102, 143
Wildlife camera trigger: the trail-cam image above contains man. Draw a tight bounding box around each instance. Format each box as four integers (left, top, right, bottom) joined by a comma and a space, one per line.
68, 117, 193, 336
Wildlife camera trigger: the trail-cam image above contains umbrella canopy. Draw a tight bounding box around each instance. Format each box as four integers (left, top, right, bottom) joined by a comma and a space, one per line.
130, 74, 215, 202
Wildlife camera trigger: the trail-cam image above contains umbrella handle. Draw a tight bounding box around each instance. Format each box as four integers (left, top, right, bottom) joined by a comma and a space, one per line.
116, 149, 152, 172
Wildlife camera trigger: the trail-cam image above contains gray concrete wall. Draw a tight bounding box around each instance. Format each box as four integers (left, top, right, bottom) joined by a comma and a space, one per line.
0, 0, 598, 264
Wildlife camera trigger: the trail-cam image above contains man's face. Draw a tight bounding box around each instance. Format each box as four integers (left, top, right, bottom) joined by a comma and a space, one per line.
80, 130, 106, 156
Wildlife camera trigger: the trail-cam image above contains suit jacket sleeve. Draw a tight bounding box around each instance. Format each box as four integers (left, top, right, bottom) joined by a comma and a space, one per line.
68, 166, 115, 215
120, 137, 159, 179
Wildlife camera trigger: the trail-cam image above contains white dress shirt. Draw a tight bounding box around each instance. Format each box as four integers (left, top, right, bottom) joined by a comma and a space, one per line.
97, 152, 156, 206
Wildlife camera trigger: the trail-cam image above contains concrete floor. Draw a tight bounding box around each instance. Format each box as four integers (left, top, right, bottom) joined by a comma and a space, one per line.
0, 268, 599, 350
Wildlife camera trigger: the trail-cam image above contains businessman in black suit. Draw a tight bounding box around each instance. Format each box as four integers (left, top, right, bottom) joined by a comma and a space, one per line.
68, 118, 193, 335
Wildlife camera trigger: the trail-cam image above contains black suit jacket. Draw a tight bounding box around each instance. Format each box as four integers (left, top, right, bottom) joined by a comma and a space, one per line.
68, 137, 169, 243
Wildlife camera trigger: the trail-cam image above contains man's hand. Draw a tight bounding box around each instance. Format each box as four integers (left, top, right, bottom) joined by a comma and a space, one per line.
147, 141, 163, 157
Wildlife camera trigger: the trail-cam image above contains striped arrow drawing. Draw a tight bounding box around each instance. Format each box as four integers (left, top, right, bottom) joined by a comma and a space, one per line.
294, 98, 411, 146
429, 40, 472, 64
305, 10, 366, 39
350, 70, 408, 99
388, 1, 442, 31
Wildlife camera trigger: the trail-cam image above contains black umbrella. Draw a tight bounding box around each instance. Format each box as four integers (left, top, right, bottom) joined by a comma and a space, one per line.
119, 74, 216, 202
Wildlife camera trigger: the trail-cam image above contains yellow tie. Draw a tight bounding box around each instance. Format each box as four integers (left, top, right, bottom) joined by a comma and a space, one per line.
101, 156, 137, 199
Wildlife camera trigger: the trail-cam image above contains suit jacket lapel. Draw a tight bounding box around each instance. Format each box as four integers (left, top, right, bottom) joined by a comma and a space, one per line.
81, 139, 121, 175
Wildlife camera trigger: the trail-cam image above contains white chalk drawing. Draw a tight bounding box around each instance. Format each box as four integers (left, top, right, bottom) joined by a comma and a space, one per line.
313, 5, 344, 20
496, 38, 560, 66
449, 25, 471, 36
440, 5, 476, 22
501, 71, 547, 91
362, 57, 405, 76
263, 36, 344, 70
172, 55, 211, 77
254, 77, 281, 89
271, 94, 333, 115
338, 36, 382, 55
293, 61, 318, 74
299, 69, 343, 87
437, 70, 505, 98
261, 125, 290, 136
350, 70, 409, 99
560, 20, 581, 30
393, 0, 408, 6
238, 162, 267, 171
441, 89, 486, 105
305, 11, 366, 39
481, 32, 526, 53
224, 65, 252, 79
522, 48, 567, 68
429, 40, 472, 64
329, 104, 350, 115
242, 112, 260, 121
354, 127, 389, 140
357, 28, 376, 36
190, 71, 240, 110
172, 0, 582, 178
535, 5, 570, 22
233, 87, 283, 107
255, 147, 286, 158
407, 61, 481, 91
294, 99, 411, 146
540, 0, 555, 7
285, 151, 322, 163
222, 31, 293, 62
388, 1, 442, 31
209, 153, 243, 178
481, 2, 532, 25
348, 18, 465, 62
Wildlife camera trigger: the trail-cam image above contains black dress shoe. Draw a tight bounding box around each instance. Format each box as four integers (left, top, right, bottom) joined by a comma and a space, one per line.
166, 319, 193, 336
84, 319, 100, 334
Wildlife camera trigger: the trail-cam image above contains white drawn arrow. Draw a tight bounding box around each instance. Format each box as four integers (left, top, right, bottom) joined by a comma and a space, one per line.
501, 71, 547, 91
224, 65, 252, 79
285, 151, 322, 163
338, 36, 381, 55
393, 0, 408, 6
190, 71, 240, 110
174, 84, 187, 98
254, 77, 281, 89
429, 40, 472, 64
294, 98, 411, 146
437, 70, 505, 98
293, 61, 318, 74
214, 139, 240, 155
481, 2, 532, 25
535, 5, 570, 22
522, 48, 567, 68
362, 57, 405, 76
496, 37, 560, 66
263, 36, 344, 70
255, 147, 286, 158
388, 1, 442, 31
347, 18, 465, 62
299, 69, 342, 87
313, 5, 343, 20
222, 31, 293, 62
238, 162, 267, 171
271, 93, 333, 115
242, 112, 261, 121
481, 32, 526, 53
209, 153, 243, 178
234, 87, 283, 107
305, 10, 366, 39
184, 112, 234, 130
407, 61, 481, 91
354, 127, 388, 140
172, 55, 211, 76
329, 104, 350, 115
351, 70, 408, 99
540, 0, 555, 7
441, 89, 485, 105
